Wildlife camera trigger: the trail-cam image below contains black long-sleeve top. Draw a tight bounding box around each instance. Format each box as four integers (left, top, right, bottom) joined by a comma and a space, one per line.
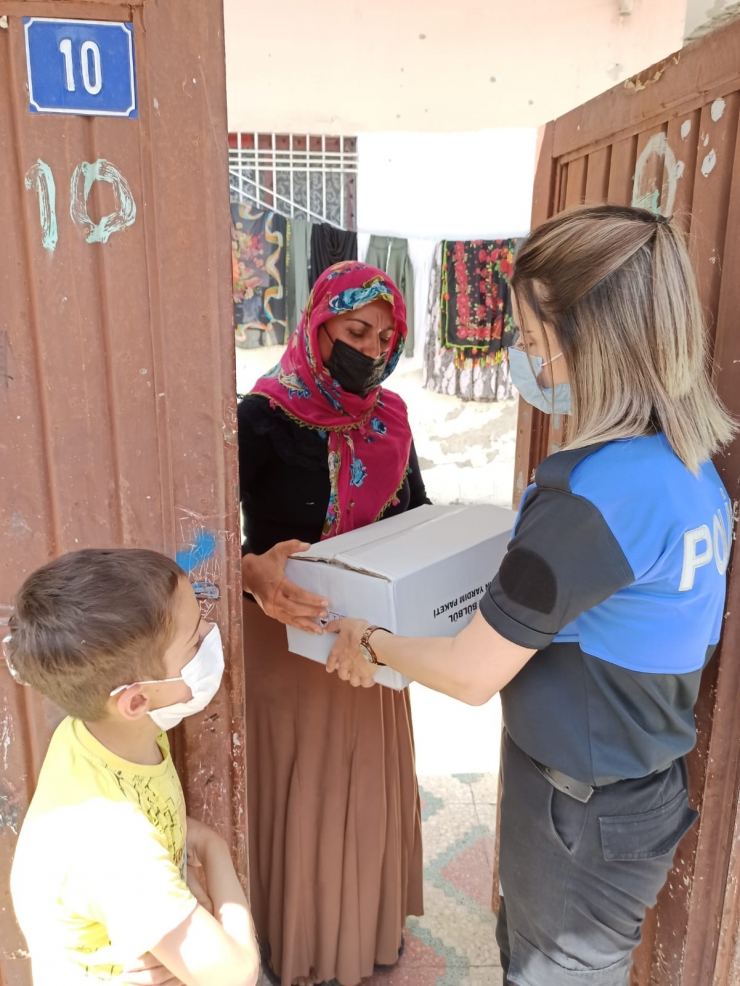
238, 394, 430, 555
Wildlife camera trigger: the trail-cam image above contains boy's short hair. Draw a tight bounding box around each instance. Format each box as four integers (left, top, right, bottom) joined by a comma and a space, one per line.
4, 549, 185, 721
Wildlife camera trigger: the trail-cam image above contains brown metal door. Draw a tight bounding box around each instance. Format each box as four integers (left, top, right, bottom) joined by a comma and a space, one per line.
0, 3, 244, 983
512, 18, 740, 986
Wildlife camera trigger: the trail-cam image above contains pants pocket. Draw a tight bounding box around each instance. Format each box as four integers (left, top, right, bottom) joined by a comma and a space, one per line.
599, 788, 699, 862
548, 785, 588, 855
508, 931, 632, 985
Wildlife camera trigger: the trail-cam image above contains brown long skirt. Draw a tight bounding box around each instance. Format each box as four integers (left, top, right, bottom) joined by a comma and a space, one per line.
243, 599, 424, 986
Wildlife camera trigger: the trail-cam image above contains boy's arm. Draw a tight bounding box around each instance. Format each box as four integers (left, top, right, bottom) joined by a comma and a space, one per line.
122, 952, 182, 986
150, 904, 258, 986
82, 804, 257, 986
185, 861, 213, 914
150, 821, 258, 986
187, 819, 255, 949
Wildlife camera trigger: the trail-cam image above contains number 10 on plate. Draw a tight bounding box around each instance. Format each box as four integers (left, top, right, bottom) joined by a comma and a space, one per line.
23, 18, 137, 118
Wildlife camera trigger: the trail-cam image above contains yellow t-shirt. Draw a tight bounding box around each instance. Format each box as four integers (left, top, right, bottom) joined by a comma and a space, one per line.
11, 717, 197, 984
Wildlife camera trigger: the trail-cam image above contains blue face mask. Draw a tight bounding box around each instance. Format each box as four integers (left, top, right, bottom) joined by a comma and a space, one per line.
508, 346, 571, 415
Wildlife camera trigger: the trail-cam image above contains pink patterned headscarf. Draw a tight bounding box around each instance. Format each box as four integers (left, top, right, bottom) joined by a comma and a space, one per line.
252, 261, 412, 538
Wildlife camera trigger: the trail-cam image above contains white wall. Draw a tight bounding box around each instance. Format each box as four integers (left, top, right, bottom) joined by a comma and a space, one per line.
356, 130, 538, 240
684, 0, 735, 36
356, 129, 537, 369
224, 0, 687, 133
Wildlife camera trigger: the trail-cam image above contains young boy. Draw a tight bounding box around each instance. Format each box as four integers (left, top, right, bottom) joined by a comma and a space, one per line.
5, 548, 259, 986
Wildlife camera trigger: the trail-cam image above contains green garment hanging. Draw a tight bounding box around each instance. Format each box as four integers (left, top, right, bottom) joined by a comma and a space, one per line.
365, 236, 415, 356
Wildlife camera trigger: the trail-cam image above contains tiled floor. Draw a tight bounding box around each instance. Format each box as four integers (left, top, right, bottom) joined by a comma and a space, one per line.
257, 773, 502, 986
366, 773, 502, 986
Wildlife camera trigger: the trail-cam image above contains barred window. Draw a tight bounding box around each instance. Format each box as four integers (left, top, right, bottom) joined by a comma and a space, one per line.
228, 133, 357, 229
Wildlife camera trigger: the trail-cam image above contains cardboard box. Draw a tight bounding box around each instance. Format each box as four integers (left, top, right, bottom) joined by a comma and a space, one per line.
285, 504, 515, 690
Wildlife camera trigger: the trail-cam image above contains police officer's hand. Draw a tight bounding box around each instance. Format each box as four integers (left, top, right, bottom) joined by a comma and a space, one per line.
242, 540, 329, 633
325, 618, 378, 688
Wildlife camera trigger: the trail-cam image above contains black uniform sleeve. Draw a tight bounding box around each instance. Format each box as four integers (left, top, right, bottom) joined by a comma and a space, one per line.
479, 487, 635, 649
408, 441, 432, 508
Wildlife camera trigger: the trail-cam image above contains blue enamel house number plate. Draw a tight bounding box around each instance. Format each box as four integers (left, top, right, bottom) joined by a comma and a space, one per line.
24, 18, 137, 118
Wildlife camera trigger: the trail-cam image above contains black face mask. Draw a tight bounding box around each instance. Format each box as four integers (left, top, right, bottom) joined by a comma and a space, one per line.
324, 336, 387, 398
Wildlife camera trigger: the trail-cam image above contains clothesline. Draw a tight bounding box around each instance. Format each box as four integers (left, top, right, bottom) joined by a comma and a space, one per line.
231, 200, 519, 403
354, 226, 529, 242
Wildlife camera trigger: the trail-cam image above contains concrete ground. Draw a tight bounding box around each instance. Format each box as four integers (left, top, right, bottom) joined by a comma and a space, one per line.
237, 348, 512, 985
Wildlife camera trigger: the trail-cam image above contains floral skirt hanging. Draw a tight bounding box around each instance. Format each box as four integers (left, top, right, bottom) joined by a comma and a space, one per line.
423, 239, 517, 401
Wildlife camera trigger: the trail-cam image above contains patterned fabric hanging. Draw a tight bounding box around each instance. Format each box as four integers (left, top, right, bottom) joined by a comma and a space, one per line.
423, 240, 517, 402
441, 239, 516, 368
231, 203, 288, 349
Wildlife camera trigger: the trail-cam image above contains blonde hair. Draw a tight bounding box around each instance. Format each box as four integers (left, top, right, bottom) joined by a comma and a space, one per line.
512, 205, 736, 473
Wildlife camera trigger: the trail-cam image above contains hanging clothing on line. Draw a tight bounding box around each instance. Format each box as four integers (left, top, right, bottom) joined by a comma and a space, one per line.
441, 239, 516, 357
286, 217, 312, 340
423, 239, 517, 401
408, 238, 438, 364
357, 232, 371, 265
422, 243, 444, 389
231, 203, 288, 349
365, 236, 415, 356
309, 224, 357, 287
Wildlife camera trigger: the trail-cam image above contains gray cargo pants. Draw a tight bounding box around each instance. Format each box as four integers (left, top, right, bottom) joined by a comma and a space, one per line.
496, 730, 698, 985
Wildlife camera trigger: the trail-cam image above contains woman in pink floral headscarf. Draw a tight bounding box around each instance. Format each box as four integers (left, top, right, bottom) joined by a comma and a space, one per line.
238, 262, 428, 986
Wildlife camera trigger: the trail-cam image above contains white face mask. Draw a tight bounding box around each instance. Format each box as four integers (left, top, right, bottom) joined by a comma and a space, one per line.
111, 624, 225, 731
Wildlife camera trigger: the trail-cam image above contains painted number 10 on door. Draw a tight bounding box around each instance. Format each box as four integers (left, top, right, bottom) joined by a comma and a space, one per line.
23, 18, 137, 118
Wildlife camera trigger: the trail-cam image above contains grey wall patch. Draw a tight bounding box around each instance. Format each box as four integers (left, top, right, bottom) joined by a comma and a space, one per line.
0, 780, 21, 835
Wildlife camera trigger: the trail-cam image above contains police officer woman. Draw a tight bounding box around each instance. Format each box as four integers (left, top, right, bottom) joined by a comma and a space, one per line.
325, 205, 736, 985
